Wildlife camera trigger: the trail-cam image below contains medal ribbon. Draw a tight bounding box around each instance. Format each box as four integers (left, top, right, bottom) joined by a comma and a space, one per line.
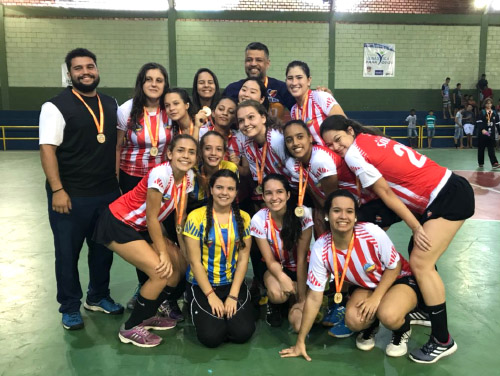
331, 233, 355, 295
268, 211, 284, 266
263, 76, 268, 88
143, 106, 160, 149
255, 142, 268, 186
213, 209, 233, 267
486, 110, 492, 125
297, 163, 310, 207
179, 120, 194, 136
72, 89, 104, 136
172, 175, 188, 230
295, 89, 310, 122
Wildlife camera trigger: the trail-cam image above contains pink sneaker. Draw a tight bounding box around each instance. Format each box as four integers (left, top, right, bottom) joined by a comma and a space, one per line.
141, 315, 177, 330
118, 324, 162, 348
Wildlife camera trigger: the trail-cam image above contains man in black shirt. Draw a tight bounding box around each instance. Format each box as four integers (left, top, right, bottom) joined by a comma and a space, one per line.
39, 48, 123, 330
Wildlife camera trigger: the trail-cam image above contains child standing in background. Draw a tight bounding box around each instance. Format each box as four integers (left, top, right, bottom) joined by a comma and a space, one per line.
405, 109, 418, 148
454, 106, 464, 149
426, 110, 436, 148
462, 104, 475, 149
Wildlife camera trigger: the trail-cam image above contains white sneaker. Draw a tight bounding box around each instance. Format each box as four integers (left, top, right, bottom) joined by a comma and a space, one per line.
386, 328, 412, 357
356, 325, 379, 351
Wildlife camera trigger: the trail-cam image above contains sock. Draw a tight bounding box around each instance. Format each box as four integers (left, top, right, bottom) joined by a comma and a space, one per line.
124, 294, 158, 330
426, 302, 449, 343
397, 315, 411, 333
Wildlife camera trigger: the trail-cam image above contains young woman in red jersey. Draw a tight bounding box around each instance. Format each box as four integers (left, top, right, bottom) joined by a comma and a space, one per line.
320, 115, 474, 364
93, 135, 197, 348
280, 190, 424, 361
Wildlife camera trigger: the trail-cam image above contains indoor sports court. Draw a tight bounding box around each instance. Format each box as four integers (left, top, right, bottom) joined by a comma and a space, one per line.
0, 1, 499, 375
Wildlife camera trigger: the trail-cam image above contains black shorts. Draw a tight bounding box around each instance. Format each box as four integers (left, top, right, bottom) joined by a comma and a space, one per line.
358, 199, 402, 228
262, 263, 297, 282
92, 207, 151, 246
421, 173, 475, 223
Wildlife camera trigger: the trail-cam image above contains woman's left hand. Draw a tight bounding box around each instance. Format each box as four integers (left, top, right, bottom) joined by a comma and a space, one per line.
224, 296, 238, 318
355, 295, 381, 323
156, 252, 173, 279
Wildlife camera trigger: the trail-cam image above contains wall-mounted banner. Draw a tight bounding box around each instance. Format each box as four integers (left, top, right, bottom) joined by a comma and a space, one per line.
363, 43, 395, 77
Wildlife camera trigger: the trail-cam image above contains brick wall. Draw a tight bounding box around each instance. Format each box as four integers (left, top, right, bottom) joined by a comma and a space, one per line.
486, 26, 500, 90
335, 0, 479, 14
4, 16, 169, 88
176, 19, 329, 88
335, 23, 481, 89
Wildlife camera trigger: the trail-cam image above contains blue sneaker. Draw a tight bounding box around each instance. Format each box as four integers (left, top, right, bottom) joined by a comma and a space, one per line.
127, 283, 142, 310
84, 297, 124, 315
327, 317, 354, 338
322, 305, 345, 327
62, 312, 84, 330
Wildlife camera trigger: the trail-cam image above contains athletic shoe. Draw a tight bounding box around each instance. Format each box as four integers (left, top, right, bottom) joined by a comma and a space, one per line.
493, 163, 500, 169
386, 328, 412, 357
409, 336, 458, 364
118, 324, 162, 348
62, 312, 84, 330
157, 299, 184, 321
478, 165, 484, 168
141, 315, 176, 331
84, 297, 124, 315
327, 317, 354, 338
408, 307, 431, 327
127, 283, 142, 310
322, 305, 345, 327
356, 324, 379, 351
266, 303, 283, 327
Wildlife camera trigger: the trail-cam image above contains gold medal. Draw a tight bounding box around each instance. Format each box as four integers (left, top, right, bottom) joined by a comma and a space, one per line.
334, 292, 343, 304
294, 206, 304, 217
150, 146, 158, 157
176, 225, 183, 234
202, 106, 211, 117
97, 133, 106, 143
256, 185, 263, 194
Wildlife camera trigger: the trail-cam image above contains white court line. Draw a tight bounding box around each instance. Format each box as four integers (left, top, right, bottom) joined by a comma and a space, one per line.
468, 182, 500, 194
468, 218, 500, 222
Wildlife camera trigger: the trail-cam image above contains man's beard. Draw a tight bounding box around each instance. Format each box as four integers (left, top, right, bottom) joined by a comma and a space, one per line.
71, 75, 100, 93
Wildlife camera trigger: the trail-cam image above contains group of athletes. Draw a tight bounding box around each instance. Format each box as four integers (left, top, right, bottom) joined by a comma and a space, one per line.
39, 43, 475, 365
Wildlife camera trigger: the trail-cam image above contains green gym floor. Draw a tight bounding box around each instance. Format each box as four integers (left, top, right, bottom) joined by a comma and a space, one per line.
1, 149, 499, 376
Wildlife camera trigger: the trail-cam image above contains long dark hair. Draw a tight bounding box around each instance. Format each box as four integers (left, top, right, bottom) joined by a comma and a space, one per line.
323, 189, 359, 228
213, 96, 238, 129
167, 133, 198, 153
320, 115, 385, 139
239, 77, 270, 111
204, 169, 245, 252
285, 60, 311, 78
165, 88, 196, 135
262, 174, 302, 253
236, 100, 279, 132
282, 119, 315, 158
191, 68, 221, 112
129, 62, 169, 131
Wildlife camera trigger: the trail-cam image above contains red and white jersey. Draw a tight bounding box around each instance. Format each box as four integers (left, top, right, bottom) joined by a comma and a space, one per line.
109, 161, 195, 231
250, 207, 313, 271
242, 129, 290, 184
290, 90, 338, 146
199, 121, 245, 159
117, 99, 174, 177
307, 222, 412, 292
344, 134, 451, 214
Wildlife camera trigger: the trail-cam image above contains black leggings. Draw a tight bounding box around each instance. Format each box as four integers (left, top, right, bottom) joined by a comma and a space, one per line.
191, 282, 255, 348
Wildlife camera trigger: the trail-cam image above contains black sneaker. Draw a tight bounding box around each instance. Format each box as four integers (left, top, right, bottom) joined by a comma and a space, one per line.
266, 303, 283, 327
409, 336, 458, 364
408, 307, 431, 327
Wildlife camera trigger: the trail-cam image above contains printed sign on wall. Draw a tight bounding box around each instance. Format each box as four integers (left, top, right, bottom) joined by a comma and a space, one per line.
363, 43, 395, 77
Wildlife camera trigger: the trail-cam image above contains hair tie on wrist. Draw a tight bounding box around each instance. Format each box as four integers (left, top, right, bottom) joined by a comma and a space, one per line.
228, 294, 238, 301
206, 289, 214, 298
52, 188, 64, 193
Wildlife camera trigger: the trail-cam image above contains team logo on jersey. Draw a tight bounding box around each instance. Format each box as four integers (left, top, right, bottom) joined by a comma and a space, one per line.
273, 161, 282, 169
375, 215, 382, 223
375, 137, 389, 148
162, 192, 171, 201
363, 263, 376, 273
154, 178, 164, 190
267, 89, 279, 103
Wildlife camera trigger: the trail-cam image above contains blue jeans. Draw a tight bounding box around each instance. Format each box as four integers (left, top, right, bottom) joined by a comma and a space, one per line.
46, 187, 120, 313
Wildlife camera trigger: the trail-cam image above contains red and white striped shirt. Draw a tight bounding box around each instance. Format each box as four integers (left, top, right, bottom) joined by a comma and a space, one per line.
250, 207, 314, 271
290, 90, 338, 146
109, 161, 195, 231
199, 121, 245, 159
307, 222, 412, 292
344, 134, 451, 214
242, 129, 290, 185
117, 99, 173, 177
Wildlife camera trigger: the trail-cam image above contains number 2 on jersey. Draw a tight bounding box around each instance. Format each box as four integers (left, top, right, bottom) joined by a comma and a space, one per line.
393, 144, 427, 168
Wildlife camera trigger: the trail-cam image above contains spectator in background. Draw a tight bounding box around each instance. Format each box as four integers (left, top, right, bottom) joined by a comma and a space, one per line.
462, 103, 475, 149
441, 77, 453, 119
452, 83, 462, 115
405, 109, 418, 148
476, 98, 500, 169
454, 106, 464, 149
468, 95, 478, 117
426, 110, 436, 148
481, 85, 493, 107
476, 73, 488, 102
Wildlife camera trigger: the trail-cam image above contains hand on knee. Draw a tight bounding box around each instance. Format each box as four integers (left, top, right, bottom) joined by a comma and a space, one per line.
345, 310, 364, 332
